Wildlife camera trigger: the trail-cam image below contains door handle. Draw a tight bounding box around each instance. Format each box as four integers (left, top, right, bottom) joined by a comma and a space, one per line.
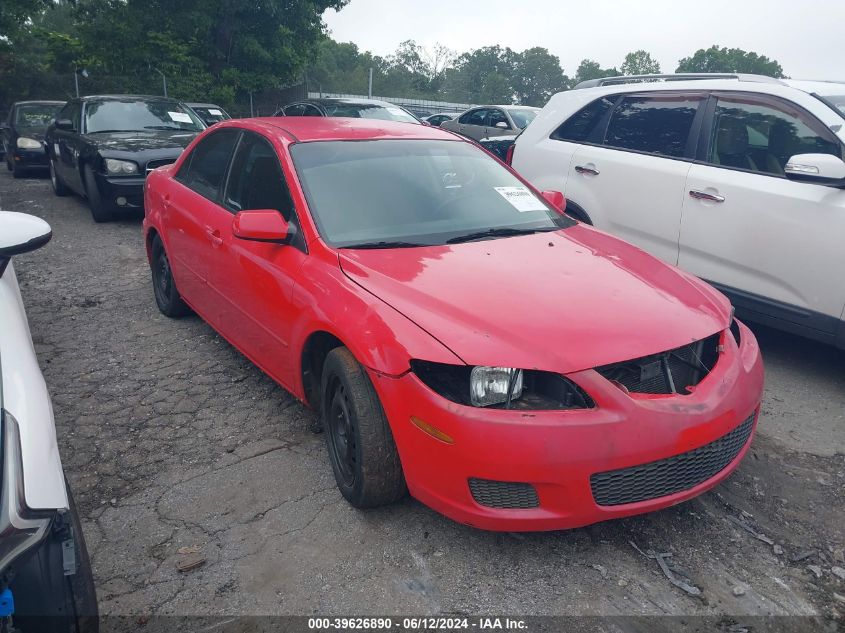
689, 189, 725, 203
575, 164, 600, 176
205, 226, 223, 246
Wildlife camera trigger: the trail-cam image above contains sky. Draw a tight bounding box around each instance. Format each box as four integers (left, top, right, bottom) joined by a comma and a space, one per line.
323, 0, 845, 81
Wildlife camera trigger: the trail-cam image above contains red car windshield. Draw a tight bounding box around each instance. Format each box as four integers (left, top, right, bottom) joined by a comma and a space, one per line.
291, 139, 571, 248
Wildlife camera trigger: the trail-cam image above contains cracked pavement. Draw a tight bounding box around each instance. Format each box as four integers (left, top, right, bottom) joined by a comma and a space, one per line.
1, 170, 843, 620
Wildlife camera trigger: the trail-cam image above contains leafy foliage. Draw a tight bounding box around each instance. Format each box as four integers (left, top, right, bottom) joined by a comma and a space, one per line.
676, 45, 784, 77
573, 59, 620, 86
621, 50, 661, 75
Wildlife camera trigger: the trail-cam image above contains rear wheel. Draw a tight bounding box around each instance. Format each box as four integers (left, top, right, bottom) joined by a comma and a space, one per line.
83, 165, 112, 223
321, 347, 406, 508
50, 159, 69, 196
150, 235, 191, 317
11, 481, 99, 633
11, 160, 26, 179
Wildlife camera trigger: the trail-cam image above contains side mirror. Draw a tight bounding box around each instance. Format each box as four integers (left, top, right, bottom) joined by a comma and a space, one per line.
541, 190, 567, 214
784, 153, 845, 186
55, 119, 74, 131
0, 212, 52, 258
232, 210, 292, 243
495, 121, 509, 130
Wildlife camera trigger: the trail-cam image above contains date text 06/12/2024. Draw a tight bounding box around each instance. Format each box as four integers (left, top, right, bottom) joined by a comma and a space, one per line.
307, 617, 528, 630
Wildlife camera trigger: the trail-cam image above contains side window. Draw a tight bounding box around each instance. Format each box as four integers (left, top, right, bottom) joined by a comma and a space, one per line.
176, 129, 240, 200
604, 95, 702, 158
284, 104, 306, 116
224, 132, 295, 220
487, 109, 509, 129
459, 109, 485, 126
302, 105, 323, 117
551, 96, 615, 143
708, 95, 842, 176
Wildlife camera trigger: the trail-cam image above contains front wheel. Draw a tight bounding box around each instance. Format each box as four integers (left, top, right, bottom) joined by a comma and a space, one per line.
321, 347, 406, 508
11, 481, 98, 633
50, 159, 69, 196
83, 165, 112, 223
150, 235, 191, 318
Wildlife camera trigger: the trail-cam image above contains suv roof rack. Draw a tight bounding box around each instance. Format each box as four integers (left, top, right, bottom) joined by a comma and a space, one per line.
573, 73, 786, 90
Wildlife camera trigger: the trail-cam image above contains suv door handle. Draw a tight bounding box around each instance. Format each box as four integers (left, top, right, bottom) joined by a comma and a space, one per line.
689, 189, 725, 203
575, 164, 599, 176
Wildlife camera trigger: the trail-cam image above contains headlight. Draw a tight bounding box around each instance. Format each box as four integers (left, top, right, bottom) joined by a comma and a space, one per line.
16, 137, 41, 149
104, 158, 139, 175
410, 360, 593, 410
470, 366, 523, 406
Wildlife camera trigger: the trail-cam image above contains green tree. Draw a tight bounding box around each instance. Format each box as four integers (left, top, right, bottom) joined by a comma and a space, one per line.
511, 47, 569, 106
676, 45, 784, 77
573, 59, 619, 85
442, 45, 517, 103
621, 50, 661, 75
0, 0, 51, 40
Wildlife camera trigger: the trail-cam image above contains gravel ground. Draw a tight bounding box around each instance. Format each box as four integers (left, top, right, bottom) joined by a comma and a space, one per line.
1, 170, 843, 624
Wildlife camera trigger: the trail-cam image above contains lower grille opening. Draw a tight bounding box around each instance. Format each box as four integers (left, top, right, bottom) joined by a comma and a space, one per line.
595, 333, 721, 395
590, 414, 755, 506
469, 478, 539, 509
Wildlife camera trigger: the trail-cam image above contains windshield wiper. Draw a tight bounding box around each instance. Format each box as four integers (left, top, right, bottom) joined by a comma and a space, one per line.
446, 226, 556, 244
144, 125, 185, 130
340, 240, 426, 249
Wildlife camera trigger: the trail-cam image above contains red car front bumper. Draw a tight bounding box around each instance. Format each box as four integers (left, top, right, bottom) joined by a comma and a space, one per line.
370, 321, 764, 532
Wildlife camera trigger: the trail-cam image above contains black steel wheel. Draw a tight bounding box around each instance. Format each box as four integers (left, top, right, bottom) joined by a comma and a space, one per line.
150, 235, 190, 318
321, 347, 406, 508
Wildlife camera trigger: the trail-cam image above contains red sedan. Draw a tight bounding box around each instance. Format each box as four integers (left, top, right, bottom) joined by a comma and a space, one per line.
143, 117, 764, 532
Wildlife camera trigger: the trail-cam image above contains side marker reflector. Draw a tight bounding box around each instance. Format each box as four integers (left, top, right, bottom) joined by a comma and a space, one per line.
410, 416, 454, 445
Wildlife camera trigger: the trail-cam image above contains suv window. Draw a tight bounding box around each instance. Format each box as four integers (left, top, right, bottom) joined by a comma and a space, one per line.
177, 129, 240, 200
551, 97, 615, 143
604, 95, 702, 158
461, 109, 487, 126
224, 132, 294, 220
708, 95, 842, 176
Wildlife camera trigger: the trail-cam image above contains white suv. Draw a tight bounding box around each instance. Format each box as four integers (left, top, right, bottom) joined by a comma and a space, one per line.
512, 74, 845, 349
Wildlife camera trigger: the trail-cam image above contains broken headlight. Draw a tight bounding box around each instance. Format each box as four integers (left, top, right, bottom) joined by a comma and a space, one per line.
410, 360, 593, 410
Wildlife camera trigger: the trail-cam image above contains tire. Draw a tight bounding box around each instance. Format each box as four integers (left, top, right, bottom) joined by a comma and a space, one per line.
321, 347, 406, 508
12, 481, 99, 633
5, 153, 12, 171
150, 235, 191, 318
11, 160, 25, 179
83, 165, 112, 223
50, 159, 70, 196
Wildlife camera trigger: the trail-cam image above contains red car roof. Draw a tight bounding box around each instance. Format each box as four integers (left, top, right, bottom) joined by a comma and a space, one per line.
233, 117, 460, 143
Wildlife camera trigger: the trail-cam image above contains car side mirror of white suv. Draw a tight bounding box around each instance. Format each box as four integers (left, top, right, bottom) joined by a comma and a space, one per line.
0, 212, 52, 259
784, 153, 845, 187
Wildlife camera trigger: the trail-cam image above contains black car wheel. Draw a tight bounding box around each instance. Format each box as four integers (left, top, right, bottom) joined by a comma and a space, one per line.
50, 159, 69, 196
83, 165, 112, 223
150, 235, 191, 318
321, 347, 406, 508
11, 481, 99, 633
5, 153, 12, 172
11, 159, 25, 179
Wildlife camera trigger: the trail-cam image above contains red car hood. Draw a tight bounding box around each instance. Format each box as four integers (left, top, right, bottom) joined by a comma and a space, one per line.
338, 225, 731, 374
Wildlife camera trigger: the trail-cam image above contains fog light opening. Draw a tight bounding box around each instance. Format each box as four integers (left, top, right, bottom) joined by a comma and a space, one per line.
410, 416, 454, 445
116, 196, 127, 207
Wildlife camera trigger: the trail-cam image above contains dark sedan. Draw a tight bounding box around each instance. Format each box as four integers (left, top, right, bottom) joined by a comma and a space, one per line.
274, 98, 421, 124
185, 102, 231, 127
45, 95, 205, 222
2, 100, 65, 178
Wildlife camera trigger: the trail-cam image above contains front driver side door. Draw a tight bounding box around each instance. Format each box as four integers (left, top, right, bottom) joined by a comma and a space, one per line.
204, 131, 308, 389
678, 92, 845, 340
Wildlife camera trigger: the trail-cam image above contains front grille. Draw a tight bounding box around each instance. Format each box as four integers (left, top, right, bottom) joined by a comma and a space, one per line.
590, 414, 755, 506
145, 158, 176, 175
596, 333, 720, 394
469, 478, 539, 509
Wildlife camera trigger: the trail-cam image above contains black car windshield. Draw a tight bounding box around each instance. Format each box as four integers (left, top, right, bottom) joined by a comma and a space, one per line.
290, 139, 572, 248
85, 100, 204, 133
322, 103, 419, 124
192, 106, 229, 123
508, 109, 538, 129
15, 104, 62, 126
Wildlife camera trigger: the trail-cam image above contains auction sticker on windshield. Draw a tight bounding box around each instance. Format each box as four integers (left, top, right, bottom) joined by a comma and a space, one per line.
494, 186, 547, 212
168, 112, 193, 123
